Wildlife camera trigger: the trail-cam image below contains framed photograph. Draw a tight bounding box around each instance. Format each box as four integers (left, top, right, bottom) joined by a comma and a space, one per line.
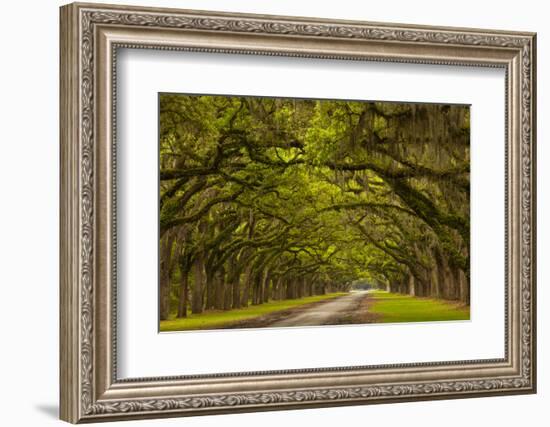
60, 2, 536, 423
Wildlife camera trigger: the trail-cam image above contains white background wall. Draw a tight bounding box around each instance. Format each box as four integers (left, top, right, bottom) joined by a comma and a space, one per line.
0, 0, 545, 425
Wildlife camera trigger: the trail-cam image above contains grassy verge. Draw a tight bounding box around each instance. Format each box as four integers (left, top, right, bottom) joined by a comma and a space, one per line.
368, 291, 470, 323
160, 292, 348, 332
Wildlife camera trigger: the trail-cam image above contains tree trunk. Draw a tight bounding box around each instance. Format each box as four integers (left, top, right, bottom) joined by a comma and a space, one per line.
205, 268, 216, 310
458, 268, 469, 304
252, 273, 262, 305
408, 274, 415, 296
159, 232, 176, 321
232, 273, 241, 309
271, 277, 280, 300
262, 271, 271, 303
448, 267, 461, 302
241, 265, 252, 307
227, 257, 240, 309
444, 267, 457, 300
177, 266, 189, 318
192, 253, 205, 314
435, 249, 449, 299
223, 270, 232, 311
257, 271, 264, 304
295, 278, 303, 299
430, 262, 440, 298
279, 278, 286, 300
398, 278, 407, 294
285, 279, 292, 299
214, 267, 225, 310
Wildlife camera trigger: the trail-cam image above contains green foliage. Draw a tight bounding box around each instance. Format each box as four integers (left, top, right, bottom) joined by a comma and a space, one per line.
158, 93, 471, 322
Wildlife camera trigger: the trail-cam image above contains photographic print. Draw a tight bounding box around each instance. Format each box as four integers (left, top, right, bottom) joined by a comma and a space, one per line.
158, 94, 470, 332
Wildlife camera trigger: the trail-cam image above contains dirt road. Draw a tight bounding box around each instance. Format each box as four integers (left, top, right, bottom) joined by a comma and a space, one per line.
268, 291, 369, 327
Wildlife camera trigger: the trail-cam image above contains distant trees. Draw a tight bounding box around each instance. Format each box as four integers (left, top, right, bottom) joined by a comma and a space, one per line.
159, 95, 470, 320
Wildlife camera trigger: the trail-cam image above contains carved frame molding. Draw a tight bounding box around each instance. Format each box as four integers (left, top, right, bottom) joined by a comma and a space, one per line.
60, 2, 536, 423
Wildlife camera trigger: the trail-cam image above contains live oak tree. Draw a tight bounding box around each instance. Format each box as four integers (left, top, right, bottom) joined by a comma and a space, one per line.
158, 94, 470, 320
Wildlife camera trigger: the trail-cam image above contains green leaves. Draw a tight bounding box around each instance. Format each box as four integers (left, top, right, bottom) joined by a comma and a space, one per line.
159, 94, 470, 289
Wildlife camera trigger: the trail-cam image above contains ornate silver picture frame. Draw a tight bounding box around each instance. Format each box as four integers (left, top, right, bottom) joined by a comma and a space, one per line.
60, 2, 536, 423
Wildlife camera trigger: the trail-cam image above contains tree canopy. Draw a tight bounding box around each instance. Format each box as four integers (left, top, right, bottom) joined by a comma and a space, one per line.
159, 94, 470, 320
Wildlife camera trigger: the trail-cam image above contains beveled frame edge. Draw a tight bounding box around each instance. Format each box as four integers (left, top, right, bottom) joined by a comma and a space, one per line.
59, 2, 536, 423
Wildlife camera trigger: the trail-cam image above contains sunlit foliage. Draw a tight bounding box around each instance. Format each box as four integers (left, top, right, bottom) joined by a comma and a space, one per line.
159, 94, 470, 321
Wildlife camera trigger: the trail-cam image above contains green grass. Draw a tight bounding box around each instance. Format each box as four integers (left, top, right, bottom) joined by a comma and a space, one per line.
368, 291, 470, 323
160, 292, 348, 332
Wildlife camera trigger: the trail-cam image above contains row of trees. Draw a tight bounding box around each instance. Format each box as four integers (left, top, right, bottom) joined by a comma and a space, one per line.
159, 94, 470, 320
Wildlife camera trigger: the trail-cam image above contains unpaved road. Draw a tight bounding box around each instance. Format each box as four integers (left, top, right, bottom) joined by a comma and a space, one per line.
268, 291, 369, 327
